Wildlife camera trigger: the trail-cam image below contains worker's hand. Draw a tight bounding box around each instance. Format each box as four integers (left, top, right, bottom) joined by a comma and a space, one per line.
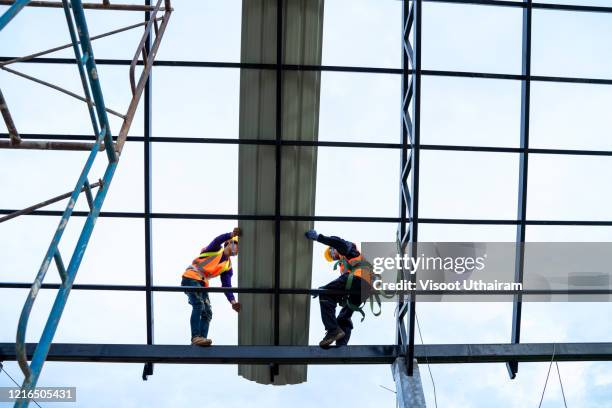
305, 229, 319, 240
231, 300, 241, 312
232, 227, 242, 237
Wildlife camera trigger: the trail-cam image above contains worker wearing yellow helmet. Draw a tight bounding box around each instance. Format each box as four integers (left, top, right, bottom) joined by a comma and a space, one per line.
305, 229, 372, 348
181, 227, 242, 347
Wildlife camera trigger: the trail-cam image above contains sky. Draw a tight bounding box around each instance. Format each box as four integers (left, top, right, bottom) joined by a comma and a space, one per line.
2, 0, 612, 407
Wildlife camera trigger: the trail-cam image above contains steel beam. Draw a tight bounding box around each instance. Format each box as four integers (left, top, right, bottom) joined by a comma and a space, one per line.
7, 56, 612, 86
0, 66, 125, 119
7, 206, 612, 227
12, 132, 612, 157
508, 0, 532, 380
272, 0, 283, 378
0, 0, 170, 11
0, 181, 101, 223
422, 0, 612, 14
0, 19, 163, 67
142, 0, 155, 382
3, 282, 612, 296
2, 343, 612, 365
0, 139, 101, 151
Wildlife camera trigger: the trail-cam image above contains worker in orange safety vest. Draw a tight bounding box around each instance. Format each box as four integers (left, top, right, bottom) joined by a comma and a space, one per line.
181, 227, 241, 346
305, 229, 373, 348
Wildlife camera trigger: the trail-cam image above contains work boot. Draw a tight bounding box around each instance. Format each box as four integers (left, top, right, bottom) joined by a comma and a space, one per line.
191, 336, 212, 347
319, 328, 345, 348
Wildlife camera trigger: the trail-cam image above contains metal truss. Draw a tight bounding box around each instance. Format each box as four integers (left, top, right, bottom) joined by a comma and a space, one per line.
397, 0, 421, 377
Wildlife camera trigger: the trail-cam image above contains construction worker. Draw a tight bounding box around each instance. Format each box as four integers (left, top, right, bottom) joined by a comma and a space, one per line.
181, 228, 242, 346
305, 229, 372, 348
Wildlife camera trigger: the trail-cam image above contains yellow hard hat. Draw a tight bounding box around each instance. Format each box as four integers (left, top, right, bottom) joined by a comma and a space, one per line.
324, 247, 333, 262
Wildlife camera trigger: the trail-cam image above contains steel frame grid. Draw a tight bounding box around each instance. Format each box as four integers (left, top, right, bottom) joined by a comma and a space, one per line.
1, 0, 612, 393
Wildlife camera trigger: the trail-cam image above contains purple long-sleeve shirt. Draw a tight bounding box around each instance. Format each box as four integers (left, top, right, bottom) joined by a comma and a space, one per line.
200, 232, 235, 302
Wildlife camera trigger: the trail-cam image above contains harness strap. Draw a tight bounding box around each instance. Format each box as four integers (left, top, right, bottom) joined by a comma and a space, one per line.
334, 257, 381, 322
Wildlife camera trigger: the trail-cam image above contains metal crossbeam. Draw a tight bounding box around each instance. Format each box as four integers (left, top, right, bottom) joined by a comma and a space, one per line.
0, 181, 102, 224
11, 132, 612, 157
0, 66, 126, 119
2, 343, 612, 365
0, 0, 170, 11
6, 56, 612, 86
0, 19, 162, 67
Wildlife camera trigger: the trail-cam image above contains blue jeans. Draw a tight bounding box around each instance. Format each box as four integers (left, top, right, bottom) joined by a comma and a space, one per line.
182, 277, 212, 339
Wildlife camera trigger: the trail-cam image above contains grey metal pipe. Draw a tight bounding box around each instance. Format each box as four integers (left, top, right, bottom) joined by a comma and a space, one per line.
0, 88, 20, 144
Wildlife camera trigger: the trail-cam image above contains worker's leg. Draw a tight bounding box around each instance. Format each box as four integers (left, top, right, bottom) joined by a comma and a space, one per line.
335, 306, 354, 346
182, 277, 206, 339
318, 274, 348, 332
336, 276, 369, 346
199, 291, 213, 338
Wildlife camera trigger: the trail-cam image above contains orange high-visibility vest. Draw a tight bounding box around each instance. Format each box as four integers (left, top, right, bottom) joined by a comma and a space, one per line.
337, 254, 372, 285
182, 248, 231, 286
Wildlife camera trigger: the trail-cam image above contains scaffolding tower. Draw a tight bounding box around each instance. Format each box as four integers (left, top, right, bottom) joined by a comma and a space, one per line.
0, 0, 171, 406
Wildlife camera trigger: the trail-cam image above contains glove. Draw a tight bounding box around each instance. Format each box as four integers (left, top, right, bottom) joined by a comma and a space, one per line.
232, 227, 242, 237
305, 229, 319, 241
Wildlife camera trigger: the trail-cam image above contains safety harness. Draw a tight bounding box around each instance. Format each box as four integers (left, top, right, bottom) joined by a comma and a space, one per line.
332, 257, 390, 322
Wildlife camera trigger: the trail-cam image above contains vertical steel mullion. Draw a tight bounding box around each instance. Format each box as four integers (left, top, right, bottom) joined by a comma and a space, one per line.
508, 0, 532, 380
271, 0, 283, 380
142, 0, 155, 381
406, 0, 422, 377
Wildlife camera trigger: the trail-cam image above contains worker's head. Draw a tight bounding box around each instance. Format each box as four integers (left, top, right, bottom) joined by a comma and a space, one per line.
324, 246, 339, 262
224, 236, 239, 257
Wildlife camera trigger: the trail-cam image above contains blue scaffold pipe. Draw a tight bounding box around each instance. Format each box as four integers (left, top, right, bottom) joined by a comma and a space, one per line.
14, 128, 105, 385
60, 0, 109, 158
63, 0, 117, 162
15, 160, 118, 408
0, 0, 31, 31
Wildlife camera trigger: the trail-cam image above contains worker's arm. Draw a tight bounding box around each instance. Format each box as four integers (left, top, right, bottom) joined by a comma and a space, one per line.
201, 232, 233, 253
220, 269, 240, 312
305, 230, 360, 258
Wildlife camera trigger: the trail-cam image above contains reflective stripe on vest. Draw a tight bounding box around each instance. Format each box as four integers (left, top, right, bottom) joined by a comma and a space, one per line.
188, 248, 231, 280
336, 255, 372, 284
